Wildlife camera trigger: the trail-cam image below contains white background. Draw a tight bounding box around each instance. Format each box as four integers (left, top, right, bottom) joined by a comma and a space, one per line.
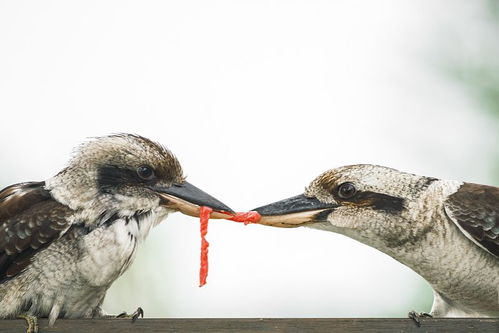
0, 0, 496, 317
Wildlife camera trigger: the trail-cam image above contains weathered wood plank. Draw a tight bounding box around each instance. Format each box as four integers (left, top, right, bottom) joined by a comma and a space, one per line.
0, 318, 497, 333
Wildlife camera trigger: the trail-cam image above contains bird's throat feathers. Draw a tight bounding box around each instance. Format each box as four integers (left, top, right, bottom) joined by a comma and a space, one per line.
73, 206, 168, 242
309, 179, 464, 256
45, 174, 170, 240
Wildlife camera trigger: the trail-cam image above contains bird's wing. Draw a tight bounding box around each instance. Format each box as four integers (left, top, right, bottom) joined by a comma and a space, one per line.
444, 182, 499, 258
0, 182, 74, 281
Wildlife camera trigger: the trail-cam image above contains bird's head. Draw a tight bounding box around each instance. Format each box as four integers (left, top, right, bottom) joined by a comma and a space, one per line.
46, 134, 232, 222
253, 164, 438, 249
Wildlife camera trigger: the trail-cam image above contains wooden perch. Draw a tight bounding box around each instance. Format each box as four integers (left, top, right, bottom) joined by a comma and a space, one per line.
0, 318, 497, 333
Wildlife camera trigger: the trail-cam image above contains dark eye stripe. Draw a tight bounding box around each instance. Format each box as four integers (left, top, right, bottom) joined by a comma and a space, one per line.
348, 191, 405, 213
97, 165, 156, 193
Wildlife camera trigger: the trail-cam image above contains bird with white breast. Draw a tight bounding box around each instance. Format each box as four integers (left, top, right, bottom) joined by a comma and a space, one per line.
0, 134, 233, 332
253, 164, 499, 322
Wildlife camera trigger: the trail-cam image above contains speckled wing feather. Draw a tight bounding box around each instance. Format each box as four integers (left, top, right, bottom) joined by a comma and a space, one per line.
0, 182, 73, 281
444, 183, 499, 258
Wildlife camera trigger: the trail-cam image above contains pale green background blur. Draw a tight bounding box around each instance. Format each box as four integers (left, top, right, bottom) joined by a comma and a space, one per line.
0, 0, 498, 318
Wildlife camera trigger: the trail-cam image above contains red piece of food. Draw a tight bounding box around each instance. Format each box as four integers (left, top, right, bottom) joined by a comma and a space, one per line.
197, 208, 260, 287
228, 211, 261, 225
199, 206, 212, 287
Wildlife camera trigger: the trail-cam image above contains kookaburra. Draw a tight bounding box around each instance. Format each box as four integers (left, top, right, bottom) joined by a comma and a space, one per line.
0, 134, 233, 330
253, 164, 499, 319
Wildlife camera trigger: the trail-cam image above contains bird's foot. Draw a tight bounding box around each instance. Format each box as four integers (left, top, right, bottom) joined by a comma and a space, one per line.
116, 307, 144, 322
408, 310, 432, 327
17, 314, 39, 333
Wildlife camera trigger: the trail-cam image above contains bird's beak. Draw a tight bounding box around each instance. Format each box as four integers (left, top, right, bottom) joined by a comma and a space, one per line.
152, 182, 234, 219
252, 194, 337, 228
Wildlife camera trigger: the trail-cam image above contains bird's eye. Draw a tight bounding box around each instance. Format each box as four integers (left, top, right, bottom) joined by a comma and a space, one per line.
137, 165, 155, 180
337, 182, 357, 199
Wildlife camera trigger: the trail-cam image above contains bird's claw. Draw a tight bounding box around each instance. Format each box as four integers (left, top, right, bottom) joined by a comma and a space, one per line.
408, 310, 432, 327
131, 307, 144, 322
116, 307, 144, 322
17, 314, 39, 333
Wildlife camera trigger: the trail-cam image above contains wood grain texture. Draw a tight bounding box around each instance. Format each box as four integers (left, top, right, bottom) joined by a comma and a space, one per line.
0, 318, 498, 333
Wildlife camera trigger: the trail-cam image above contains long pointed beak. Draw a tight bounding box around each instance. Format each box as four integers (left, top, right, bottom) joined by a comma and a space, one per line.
152, 182, 234, 219
252, 194, 337, 227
